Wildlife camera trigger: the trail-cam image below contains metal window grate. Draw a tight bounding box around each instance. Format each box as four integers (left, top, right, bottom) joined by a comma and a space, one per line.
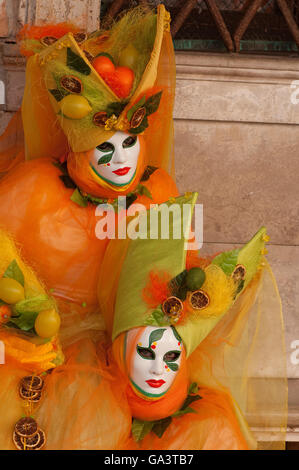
100, 0, 299, 55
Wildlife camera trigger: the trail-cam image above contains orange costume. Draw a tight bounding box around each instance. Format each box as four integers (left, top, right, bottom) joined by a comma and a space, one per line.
0, 6, 287, 450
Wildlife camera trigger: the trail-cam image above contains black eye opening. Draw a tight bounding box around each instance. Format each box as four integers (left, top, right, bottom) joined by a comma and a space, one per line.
122, 136, 137, 149
163, 351, 181, 363
97, 142, 115, 152
137, 345, 155, 360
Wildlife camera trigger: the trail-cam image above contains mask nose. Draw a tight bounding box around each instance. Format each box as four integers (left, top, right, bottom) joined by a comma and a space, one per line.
150, 358, 164, 376
113, 145, 127, 164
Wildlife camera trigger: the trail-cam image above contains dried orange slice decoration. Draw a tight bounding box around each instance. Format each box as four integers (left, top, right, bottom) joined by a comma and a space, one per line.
15, 417, 38, 438
231, 264, 246, 282
60, 75, 83, 94
13, 430, 26, 450
41, 36, 57, 46
130, 107, 146, 128
93, 111, 108, 127
31, 429, 46, 450
19, 387, 42, 403
189, 290, 210, 310
162, 296, 183, 322
20, 431, 41, 449
84, 50, 94, 62
21, 375, 44, 392
73, 32, 87, 44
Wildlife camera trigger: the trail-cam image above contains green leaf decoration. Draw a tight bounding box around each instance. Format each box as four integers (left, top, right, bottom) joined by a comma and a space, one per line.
169, 270, 187, 297
132, 419, 154, 442
145, 309, 169, 327
166, 362, 179, 372
145, 91, 163, 116
95, 52, 115, 64
67, 47, 91, 76
140, 166, 158, 182
3, 260, 24, 287
148, 328, 166, 347
235, 279, 245, 298
49, 88, 69, 102
181, 394, 201, 410
170, 326, 182, 343
172, 406, 197, 418
127, 96, 146, 122
106, 100, 129, 118
14, 295, 54, 315
212, 249, 240, 276
137, 184, 153, 200
188, 382, 199, 394
129, 115, 149, 135
70, 188, 88, 208
152, 417, 172, 438
59, 175, 76, 189
8, 311, 39, 332
97, 154, 113, 165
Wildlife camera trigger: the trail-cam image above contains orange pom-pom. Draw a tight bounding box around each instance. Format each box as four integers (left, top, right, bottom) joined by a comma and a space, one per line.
142, 271, 172, 309
186, 250, 212, 270
18, 23, 80, 41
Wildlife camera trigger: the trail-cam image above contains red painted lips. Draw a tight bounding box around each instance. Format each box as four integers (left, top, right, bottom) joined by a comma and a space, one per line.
112, 167, 131, 176
146, 379, 166, 388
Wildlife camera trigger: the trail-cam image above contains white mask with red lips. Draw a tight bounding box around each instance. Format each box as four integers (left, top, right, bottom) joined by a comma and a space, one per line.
125, 326, 183, 398
89, 131, 140, 187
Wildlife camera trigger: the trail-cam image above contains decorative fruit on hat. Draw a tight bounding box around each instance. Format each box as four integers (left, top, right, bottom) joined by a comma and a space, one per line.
92, 53, 135, 99
107, 193, 270, 357
0, 258, 61, 340
19, 5, 170, 154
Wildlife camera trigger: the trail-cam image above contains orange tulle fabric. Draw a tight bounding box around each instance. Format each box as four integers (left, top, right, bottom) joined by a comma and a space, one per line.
0, 157, 178, 309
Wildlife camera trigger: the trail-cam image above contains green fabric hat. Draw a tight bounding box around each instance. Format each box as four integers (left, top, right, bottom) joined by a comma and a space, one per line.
113, 194, 268, 357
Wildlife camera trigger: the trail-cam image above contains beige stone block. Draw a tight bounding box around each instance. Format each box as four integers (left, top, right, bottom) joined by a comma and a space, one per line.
174, 119, 299, 246
0, 110, 14, 133
0, 0, 9, 37
6, 69, 25, 111
175, 52, 299, 125
18, 0, 101, 32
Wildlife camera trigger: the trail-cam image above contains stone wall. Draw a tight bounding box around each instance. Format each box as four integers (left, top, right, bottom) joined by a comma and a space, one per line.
0, 0, 299, 440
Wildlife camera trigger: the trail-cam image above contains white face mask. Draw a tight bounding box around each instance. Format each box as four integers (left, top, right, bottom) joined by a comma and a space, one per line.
125, 326, 183, 398
89, 131, 140, 186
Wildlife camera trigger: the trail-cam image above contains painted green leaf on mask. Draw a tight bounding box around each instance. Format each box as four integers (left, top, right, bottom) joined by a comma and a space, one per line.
166, 362, 179, 372
97, 154, 113, 165
67, 47, 91, 76
3, 260, 25, 287
148, 328, 166, 347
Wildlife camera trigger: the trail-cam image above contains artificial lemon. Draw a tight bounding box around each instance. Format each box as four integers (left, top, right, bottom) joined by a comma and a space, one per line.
35, 308, 61, 338
60, 95, 92, 119
119, 44, 139, 69
0, 278, 25, 304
